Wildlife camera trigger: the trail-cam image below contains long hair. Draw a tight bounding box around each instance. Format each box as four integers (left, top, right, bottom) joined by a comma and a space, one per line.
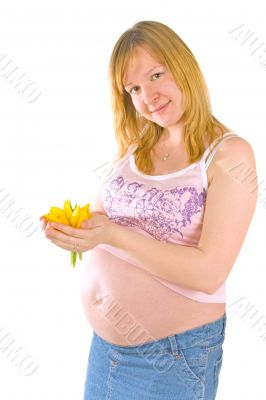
108, 20, 231, 174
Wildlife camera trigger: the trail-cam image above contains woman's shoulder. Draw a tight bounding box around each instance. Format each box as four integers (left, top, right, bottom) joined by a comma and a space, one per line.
205, 130, 256, 187
214, 132, 254, 159
209, 132, 256, 184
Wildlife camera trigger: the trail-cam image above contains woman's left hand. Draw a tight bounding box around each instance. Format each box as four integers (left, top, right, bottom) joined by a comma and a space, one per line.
44, 212, 115, 253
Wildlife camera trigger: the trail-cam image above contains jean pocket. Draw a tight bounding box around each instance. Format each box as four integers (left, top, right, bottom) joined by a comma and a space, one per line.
178, 344, 207, 384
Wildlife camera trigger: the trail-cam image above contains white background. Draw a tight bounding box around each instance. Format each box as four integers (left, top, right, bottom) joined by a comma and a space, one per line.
0, 0, 265, 398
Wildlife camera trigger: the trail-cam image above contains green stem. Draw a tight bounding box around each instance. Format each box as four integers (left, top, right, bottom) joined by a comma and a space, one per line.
71, 251, 77, 268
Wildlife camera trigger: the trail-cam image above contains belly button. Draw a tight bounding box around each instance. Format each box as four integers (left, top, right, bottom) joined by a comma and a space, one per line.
93, 293, 110, 310
94, 298, 103, 306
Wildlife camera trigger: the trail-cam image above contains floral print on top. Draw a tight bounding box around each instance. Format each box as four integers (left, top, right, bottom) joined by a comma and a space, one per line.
104, 176, 207, 244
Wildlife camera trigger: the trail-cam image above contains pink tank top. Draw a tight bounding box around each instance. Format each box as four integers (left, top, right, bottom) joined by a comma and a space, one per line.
97, 131, 239, 303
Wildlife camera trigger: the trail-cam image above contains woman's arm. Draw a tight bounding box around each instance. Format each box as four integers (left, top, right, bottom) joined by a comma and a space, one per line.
109, 225, 209, 292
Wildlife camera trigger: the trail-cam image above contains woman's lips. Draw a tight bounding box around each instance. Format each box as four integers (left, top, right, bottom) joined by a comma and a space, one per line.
152, 101, 171, 114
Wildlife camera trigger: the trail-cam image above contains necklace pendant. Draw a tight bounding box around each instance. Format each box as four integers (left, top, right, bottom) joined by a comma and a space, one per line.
163, 153, 169, 161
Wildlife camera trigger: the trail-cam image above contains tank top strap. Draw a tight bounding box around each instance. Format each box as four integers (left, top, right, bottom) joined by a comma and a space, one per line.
201, 131, 239, 170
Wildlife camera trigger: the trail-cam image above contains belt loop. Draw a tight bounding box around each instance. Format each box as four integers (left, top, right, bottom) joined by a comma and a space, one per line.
168, 335, 181, 360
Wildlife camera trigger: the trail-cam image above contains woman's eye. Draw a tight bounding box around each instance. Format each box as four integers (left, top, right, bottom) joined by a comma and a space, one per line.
129, 72, 164, 94
130, 86, 139, 94
152, 72, 162, 80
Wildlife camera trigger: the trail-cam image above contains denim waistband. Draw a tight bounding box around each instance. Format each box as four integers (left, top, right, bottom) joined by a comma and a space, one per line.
167, 311, 227, 352
94, 312, 227, 355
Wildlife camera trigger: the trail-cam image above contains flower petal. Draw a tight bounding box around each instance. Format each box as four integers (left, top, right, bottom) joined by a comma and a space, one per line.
64, 199, 73, 223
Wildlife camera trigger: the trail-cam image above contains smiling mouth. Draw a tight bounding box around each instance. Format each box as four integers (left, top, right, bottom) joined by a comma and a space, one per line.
152, 101, 171, 113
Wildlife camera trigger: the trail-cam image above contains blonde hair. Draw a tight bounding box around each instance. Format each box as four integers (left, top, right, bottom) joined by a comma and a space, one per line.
108, 20, 231, 174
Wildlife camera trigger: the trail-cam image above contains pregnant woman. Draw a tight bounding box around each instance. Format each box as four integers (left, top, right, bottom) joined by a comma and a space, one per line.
41, 20, 258, 400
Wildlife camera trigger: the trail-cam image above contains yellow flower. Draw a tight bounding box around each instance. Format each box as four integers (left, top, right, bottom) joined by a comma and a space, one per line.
43, 199, 92, 268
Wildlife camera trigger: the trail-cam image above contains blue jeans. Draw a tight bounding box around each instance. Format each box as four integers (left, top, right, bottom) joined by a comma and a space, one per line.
83, 312, 227, 400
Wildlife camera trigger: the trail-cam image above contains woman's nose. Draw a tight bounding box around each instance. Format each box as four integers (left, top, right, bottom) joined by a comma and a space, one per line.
142, 84, 159, 105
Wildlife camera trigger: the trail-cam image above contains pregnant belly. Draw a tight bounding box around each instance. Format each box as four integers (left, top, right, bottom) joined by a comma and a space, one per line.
80, 246, 226, 346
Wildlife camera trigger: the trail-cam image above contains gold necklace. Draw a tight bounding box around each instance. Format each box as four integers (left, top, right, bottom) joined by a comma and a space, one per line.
161, 140, 170, 161
163, 150, 170, 161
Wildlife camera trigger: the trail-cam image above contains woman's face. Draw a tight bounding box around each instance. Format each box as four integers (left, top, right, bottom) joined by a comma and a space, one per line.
124, 45, 185, 129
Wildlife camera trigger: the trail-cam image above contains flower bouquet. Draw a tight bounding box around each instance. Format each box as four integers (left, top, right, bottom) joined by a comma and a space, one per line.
42, 199, 92, 268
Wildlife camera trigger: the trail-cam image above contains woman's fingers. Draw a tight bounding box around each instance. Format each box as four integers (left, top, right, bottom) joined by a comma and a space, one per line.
40, 216, 49, 230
